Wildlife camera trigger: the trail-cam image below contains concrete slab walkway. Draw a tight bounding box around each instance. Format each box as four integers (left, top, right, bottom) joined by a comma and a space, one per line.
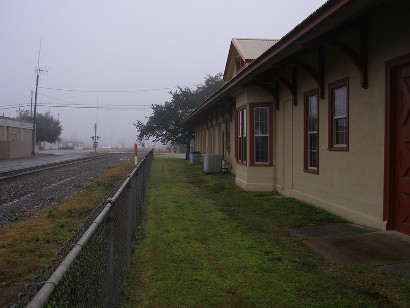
290, 223, 410, 278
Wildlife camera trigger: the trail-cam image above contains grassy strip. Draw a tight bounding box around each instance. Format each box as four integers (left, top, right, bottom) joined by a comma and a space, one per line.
121, 157, 410, 307
0, 158, 134, 306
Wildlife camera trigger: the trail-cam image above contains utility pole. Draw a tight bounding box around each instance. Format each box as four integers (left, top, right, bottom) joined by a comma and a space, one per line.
30, 90, 33, 116
32, 38, 47, 156
91, 123, 100, 152
57, 113, 60, 149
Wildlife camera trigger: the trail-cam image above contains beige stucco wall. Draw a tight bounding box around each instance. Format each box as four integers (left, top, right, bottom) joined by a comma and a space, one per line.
275, 2, 410, 230
279, 62, 386, 229
234, 87, 276, 191
191, 1, 410, 231
235, 164, 275, 191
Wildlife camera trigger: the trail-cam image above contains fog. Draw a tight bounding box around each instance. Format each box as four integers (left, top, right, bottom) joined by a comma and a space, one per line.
0, 0, 327, 148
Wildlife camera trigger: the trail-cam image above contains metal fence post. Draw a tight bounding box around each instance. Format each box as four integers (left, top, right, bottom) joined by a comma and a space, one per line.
24, 150, 154, 308
141, 162, 146, 202
106, 207, 114, 308
135, 170, 140, 227
126, 181, 133, 271
137, 170, 142, 224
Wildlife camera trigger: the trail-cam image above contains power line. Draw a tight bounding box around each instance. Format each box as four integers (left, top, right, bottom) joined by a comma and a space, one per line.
36, 93, 152, 111
38, 93, 151, 108
0, 104, 31, 110
0, 92, 154, 113
38, 92, 150, 106
36, 103, 149, 111
2, 82, 194, 113
38, 84, 199, 93
0, 102, 151, 112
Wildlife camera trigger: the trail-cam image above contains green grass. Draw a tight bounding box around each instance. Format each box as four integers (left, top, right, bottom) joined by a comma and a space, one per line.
121, 157, 410, 307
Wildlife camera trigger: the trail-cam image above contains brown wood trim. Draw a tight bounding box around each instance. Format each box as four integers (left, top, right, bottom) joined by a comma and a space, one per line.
326, 38, 367, 89
304, 88, 319, 174
249, 104, 255, 166
249, 102, 274, 167
328, 147, 348, 152
270, 68, 298, 106
223, 42, 235, 81
306, 17, 368, 90
383, 52, 410, 226
319, 47, 325, 99
273, 81, 280, 110
235, 108, 238, 161
235, 106, 247, 165
290, 51, 324, 100
328, 77, 349, 151
256, 82, 280, 111
304, 168, 319, 174
235, 0, 352, 85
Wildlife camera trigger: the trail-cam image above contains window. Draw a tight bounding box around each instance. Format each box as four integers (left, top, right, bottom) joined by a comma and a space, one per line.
250, 103, 273, 166
236, 107, 247, 164
236, 58, 245, 73
304, 90, 319, 173
329, 79, 349, 150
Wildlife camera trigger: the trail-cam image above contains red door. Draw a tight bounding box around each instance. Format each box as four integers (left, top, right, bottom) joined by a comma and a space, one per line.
392, 64, 410, 234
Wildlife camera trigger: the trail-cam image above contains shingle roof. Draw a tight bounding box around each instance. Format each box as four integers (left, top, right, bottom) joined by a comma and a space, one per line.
232, 38, 278, 60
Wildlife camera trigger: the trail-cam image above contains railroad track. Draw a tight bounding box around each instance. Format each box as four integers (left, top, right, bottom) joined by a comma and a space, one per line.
0, 153, 112, 181
0, 152, 134, 226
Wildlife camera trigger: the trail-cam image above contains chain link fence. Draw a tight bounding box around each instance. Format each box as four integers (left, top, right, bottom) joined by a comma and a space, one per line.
16, 150, 153, 307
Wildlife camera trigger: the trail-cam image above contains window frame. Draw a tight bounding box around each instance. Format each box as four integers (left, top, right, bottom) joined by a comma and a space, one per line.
235, 106, 247, 165
249, 102, 273, 166
304, 89, 319, 174
328, 78, 349, 151
235, 57, 245, 73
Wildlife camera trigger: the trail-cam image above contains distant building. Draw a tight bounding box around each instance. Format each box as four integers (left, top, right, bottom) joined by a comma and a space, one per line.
0, 116, 33, 159
60, 141, 84, 150
41, 141, 59, 150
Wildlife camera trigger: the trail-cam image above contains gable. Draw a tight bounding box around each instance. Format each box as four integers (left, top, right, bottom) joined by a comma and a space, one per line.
223, 38, 278, 81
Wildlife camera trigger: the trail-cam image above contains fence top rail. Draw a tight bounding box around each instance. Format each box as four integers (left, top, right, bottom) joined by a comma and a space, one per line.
26, 149, 153, 307
109, 150, 152, 203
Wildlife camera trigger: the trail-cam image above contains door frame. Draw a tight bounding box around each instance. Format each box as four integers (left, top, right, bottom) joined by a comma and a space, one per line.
384, 52, 410, 230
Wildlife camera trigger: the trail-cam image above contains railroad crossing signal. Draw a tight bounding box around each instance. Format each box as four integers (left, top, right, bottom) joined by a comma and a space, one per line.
91, 123, 100, 152
91, 136, 100, 151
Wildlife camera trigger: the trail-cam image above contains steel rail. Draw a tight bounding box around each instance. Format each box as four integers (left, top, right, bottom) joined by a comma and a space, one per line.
0, 153, 115, 181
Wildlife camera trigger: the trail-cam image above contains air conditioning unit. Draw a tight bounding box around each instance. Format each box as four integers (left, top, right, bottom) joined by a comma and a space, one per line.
203, 154, 222, 173
189, 153, 201, 165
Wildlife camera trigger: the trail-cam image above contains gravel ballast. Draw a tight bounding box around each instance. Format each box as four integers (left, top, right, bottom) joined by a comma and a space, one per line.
0, 153, 133, 227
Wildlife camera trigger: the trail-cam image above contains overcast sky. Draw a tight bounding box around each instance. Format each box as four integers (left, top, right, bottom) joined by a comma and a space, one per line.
0, 0, 327, 148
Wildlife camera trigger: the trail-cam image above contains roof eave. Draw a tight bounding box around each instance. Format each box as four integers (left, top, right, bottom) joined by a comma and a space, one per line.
223, 42, 236, 81
184, 0, 354, 125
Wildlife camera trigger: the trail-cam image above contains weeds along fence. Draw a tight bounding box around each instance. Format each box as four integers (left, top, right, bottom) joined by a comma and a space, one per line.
19, 150, 153, 307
